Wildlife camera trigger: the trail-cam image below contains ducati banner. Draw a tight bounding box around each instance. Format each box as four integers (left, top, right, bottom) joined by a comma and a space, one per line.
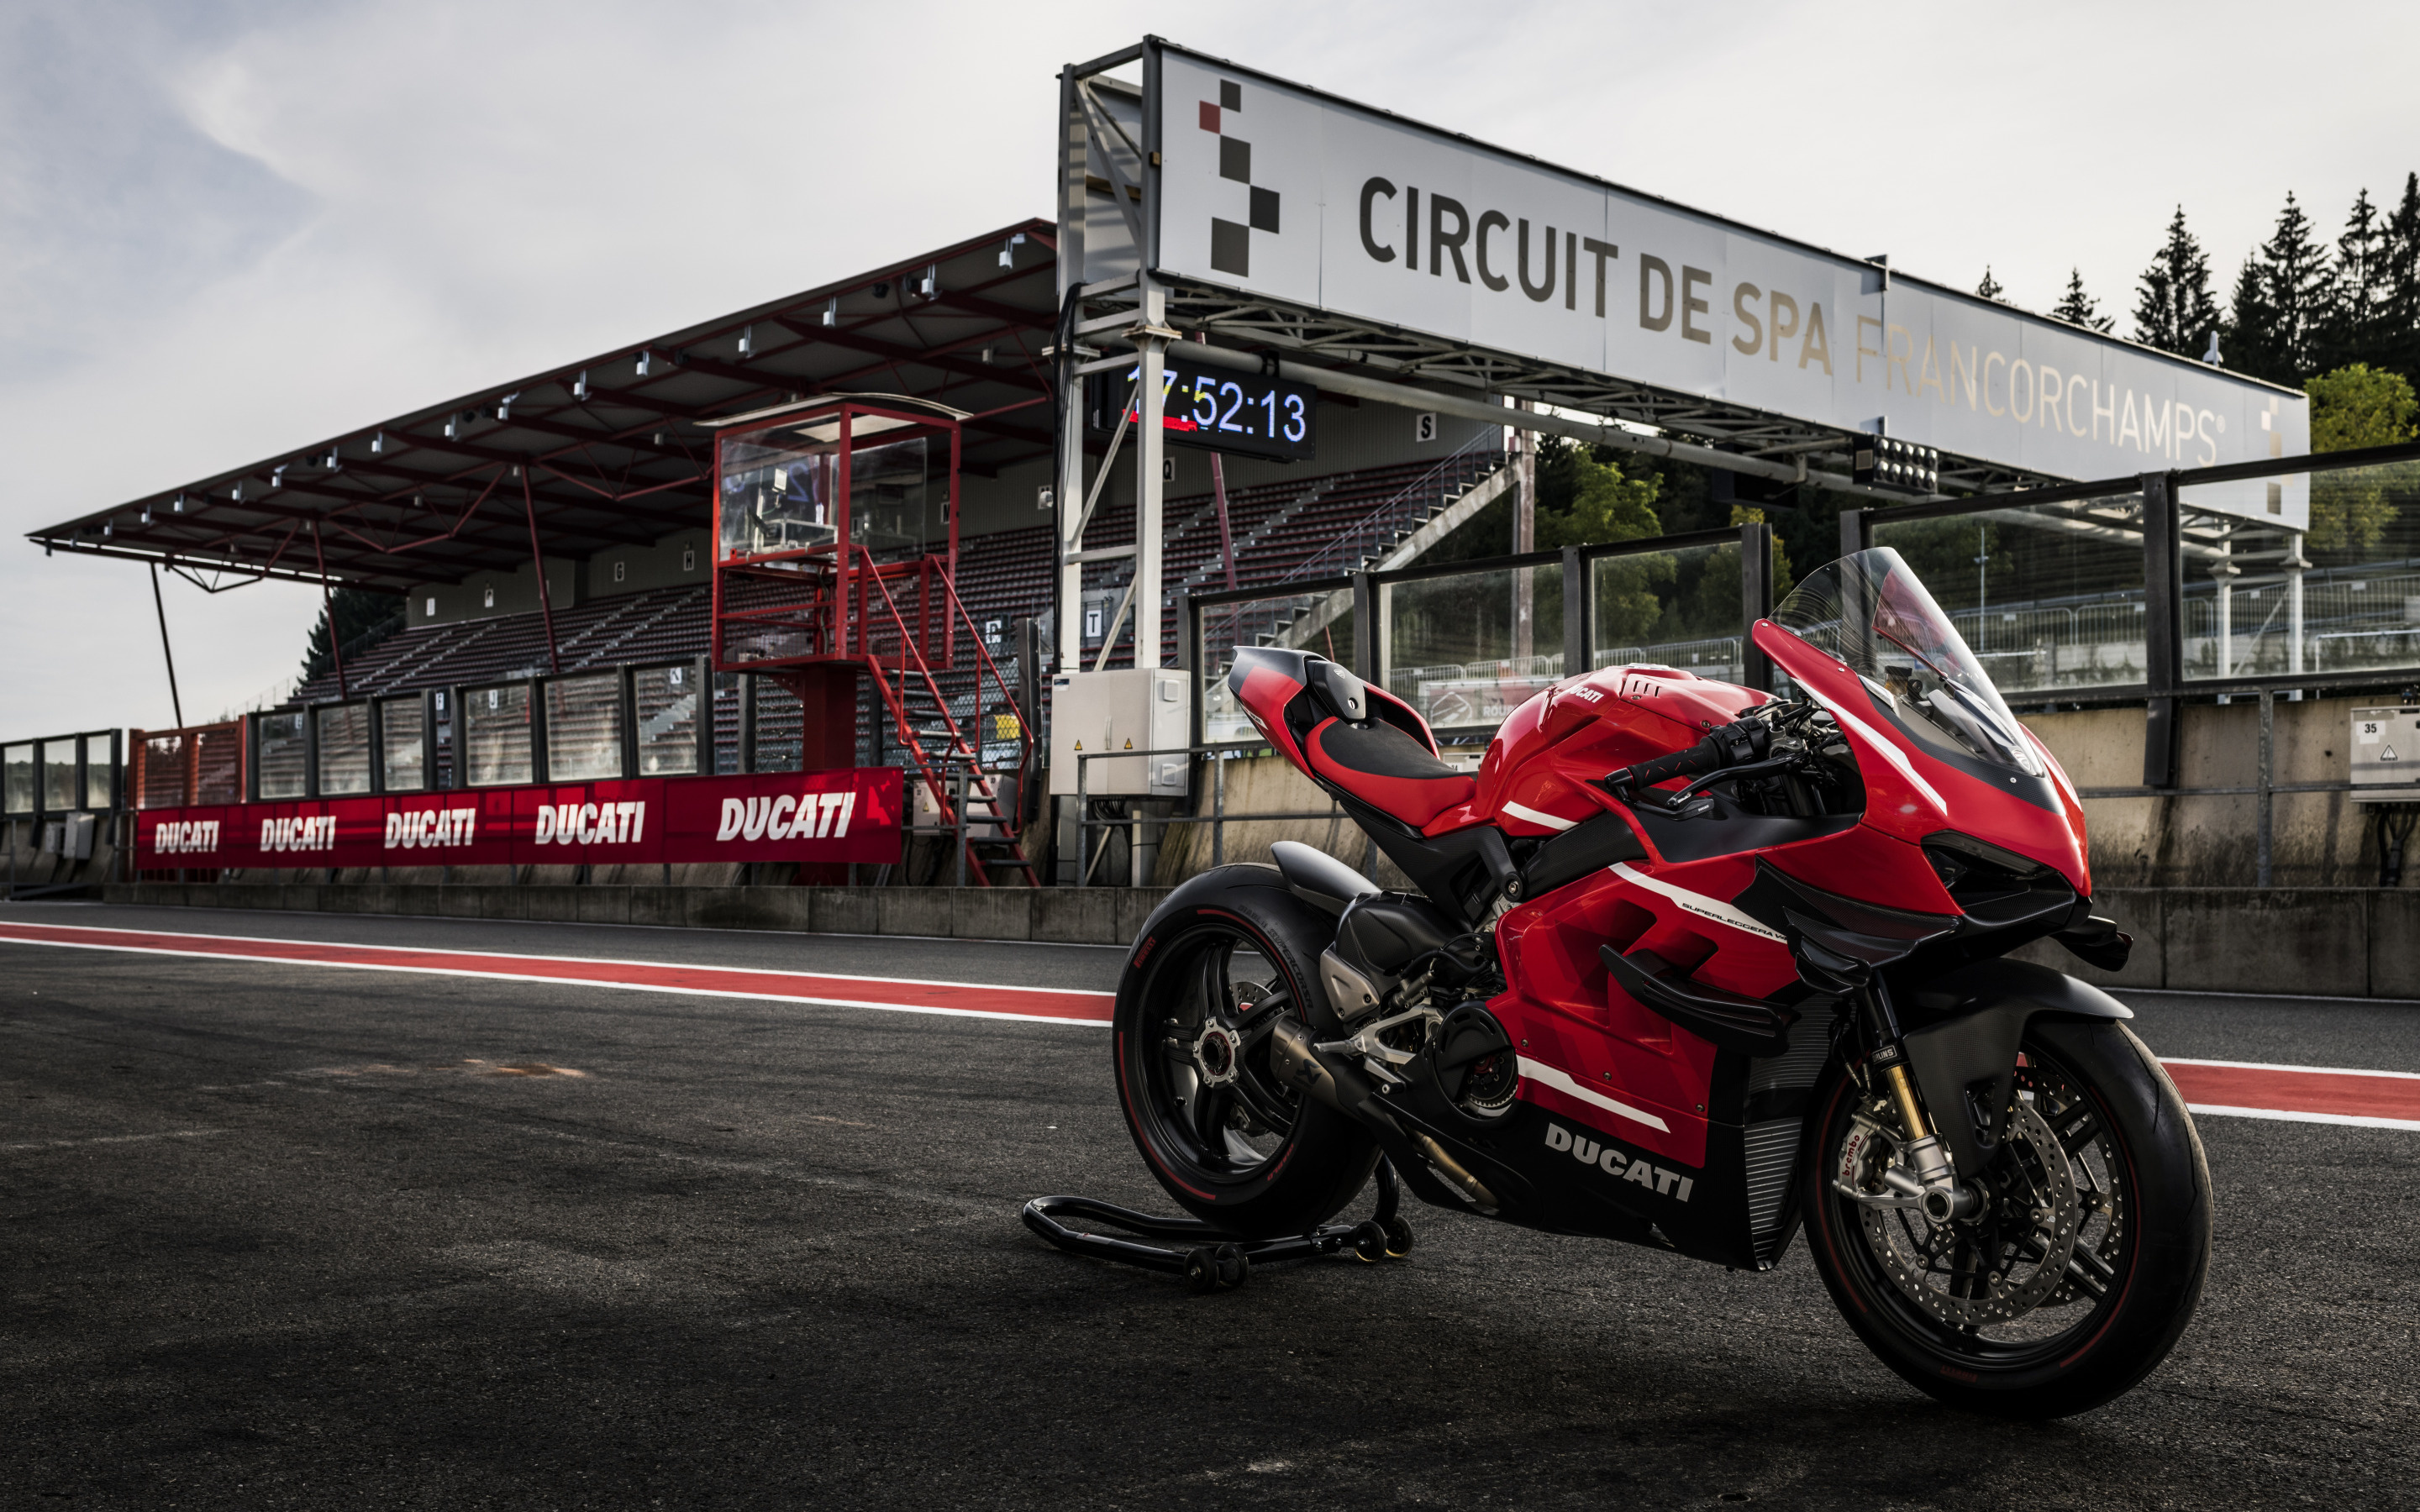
133, 768, 902, 869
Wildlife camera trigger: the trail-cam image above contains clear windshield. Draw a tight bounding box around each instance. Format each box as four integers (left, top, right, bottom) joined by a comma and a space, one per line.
1771, 547, 2042, 776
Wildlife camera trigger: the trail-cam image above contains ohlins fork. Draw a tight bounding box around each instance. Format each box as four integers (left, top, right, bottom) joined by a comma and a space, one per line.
1849, 979, 1981, 1225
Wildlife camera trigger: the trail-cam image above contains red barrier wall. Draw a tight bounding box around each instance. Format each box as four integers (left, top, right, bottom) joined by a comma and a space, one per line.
136, 768, 902, 869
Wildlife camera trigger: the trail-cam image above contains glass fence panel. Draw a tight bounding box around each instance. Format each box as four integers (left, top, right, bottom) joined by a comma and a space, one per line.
1586, 540, 1742, 686
1872, 491, 2148, 698
381, 699, 427, 791
42, 741, 77, 809
634, 665, 701, 775
82, 734, 113, 808
1197, 585, 1356, 744
463, 684, 533, 787
194, 726, 245, 805
3, 743, 32, 814
255, 714, 308, 799
544, 674, 624, 781
1386, 563, 1565, 734
2181, 459, 2420, 682
316, 705, 372, 795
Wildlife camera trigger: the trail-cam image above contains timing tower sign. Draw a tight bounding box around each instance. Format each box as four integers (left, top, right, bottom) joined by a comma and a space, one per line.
1148, 41, 2309, 522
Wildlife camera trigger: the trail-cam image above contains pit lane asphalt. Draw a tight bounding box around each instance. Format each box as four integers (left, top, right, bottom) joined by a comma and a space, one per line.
4, 901, 2416, 1510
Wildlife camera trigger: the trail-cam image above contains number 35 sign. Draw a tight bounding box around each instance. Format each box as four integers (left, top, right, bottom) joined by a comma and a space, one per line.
1087, 356, 1315, 463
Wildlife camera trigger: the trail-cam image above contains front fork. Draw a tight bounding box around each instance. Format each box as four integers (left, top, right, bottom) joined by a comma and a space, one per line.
1849, 979, 1981, 1225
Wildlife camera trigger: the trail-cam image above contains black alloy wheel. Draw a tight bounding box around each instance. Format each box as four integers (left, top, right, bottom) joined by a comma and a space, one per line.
1113, 869, 1381, 1236
1804, 1017, 2212, 1419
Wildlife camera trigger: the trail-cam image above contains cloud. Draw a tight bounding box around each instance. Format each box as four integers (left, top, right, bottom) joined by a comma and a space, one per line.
3, 0, 2415, 734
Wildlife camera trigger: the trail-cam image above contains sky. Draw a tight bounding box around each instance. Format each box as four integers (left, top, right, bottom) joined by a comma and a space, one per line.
4, 0, 2415, 737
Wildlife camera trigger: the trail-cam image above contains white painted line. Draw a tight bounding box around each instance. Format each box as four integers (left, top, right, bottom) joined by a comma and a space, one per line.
2165, 1057, 2420, 1081
2186, 1103, 2420, 1133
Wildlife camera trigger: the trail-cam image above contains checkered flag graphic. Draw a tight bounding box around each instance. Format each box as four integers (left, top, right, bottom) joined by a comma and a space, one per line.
1197, 79, 1278, 278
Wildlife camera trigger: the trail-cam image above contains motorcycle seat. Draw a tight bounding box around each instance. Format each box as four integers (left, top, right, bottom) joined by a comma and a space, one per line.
1304, 717, 1476, 828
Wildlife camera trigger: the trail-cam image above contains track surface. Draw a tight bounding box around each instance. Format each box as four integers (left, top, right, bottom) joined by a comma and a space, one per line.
5, 901, 2417, 1509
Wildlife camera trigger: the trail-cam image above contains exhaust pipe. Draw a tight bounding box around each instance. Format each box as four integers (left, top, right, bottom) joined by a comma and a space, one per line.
1269, 1020, 1497, 1212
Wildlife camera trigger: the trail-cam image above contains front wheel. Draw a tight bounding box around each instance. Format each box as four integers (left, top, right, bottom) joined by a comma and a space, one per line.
1113, 866, 1380, 1238
1804, 1016, 2212, 1419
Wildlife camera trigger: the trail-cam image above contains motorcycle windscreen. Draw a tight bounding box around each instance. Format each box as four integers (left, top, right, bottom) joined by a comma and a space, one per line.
1753, 548, 2090, 892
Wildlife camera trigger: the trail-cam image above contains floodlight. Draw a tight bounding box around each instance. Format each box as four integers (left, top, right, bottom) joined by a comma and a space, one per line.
919, 264, 939, 300
445, 415, 460, 439
823, 297, 838, 328
573, 370, 590, 400
271, 465, 287, 489
371, 431, 386, 454
103, 520, 113, 537
497, 391, 518, 421
637, 349, 655, 376
738, 325, 754, 358
324, 448, 340, 470
999, 234, 1026, 269
173, 493, 186, 513
140, 505, 152, 525
233, 482, 245, 501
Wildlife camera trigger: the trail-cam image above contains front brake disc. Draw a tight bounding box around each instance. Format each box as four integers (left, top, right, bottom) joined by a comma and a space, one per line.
1855, 1099, 2082, 1330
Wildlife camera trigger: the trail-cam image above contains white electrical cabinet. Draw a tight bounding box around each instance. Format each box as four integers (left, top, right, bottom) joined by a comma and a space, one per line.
2351, 706, 2420, 799
1050, 668, 1192, 796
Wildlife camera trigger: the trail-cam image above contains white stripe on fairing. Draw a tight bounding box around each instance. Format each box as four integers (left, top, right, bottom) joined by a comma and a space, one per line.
1517, 1057, 1672, 1133
1804, 690, 1946, 812
2186, 1103, 2420, 1132
1610, 862, 1786, 942
1501, 801, 1577, 832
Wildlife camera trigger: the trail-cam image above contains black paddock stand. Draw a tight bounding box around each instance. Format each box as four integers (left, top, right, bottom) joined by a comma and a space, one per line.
1022, 1159, 1416, 1293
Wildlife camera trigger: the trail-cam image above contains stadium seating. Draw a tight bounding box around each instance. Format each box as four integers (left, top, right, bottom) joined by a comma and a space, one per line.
278, 449, 1507, 712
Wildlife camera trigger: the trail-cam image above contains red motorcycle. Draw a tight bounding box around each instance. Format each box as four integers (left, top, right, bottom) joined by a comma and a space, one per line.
1107, 547, 2211, 1418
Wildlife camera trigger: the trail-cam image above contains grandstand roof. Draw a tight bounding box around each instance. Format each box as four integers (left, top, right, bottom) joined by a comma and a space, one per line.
28, 219, 1060, 595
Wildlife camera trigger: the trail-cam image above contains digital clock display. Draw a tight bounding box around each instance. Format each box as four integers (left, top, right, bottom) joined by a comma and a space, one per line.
1086, 360, 1316, 463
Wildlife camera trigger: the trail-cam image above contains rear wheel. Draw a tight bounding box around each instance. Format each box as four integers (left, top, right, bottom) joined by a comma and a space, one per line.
1804, 1016, 2212, 1419
1113, 868, 1379, 1237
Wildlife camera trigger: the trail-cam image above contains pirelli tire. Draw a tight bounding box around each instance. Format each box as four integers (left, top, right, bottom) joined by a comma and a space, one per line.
1804, 1015, 2212, 1420
1112, 864, 1381, 1238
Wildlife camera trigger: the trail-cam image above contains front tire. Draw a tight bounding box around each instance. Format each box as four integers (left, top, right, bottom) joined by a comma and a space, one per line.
1804, 1016, 2212, 1419
1113, 866, 1380, 1238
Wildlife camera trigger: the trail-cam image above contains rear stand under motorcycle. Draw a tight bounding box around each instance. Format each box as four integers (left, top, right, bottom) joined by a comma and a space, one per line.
1021, 1159, 1416, 1293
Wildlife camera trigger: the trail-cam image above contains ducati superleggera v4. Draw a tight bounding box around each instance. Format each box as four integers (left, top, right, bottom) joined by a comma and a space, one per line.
1109, 547, 2210, 1417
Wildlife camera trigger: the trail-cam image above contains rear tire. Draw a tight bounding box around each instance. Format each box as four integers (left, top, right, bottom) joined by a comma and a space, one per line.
1803, 1016, 2212, 1419
1113, 865, 1380, 1239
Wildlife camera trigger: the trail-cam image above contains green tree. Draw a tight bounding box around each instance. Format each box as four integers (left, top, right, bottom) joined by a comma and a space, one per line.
301, 587, 405, 685
2221, 254, 2276, 377
2237, 192, 2333, 381
2383, 172, 2420, 386
1975, 266, 2006, 302
2304, 363, 2418, 549
2050, 267, 2114, 332
2319, 188, 2391, 372
2132, 206, 2219, 357
1534, 448, 1663, 549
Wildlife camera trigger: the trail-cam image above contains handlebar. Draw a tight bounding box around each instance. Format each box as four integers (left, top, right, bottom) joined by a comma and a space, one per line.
1604, 718, 1772, 806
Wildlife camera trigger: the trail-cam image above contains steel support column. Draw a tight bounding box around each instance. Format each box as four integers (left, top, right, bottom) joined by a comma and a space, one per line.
523, 469, 561, 676
2141, 471, 2184, 788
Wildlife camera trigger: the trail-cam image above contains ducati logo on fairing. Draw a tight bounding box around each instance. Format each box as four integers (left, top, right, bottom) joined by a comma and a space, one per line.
1545, 1122, 1694, 1202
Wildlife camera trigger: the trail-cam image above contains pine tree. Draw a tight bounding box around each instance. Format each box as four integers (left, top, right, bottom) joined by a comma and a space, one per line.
2132, 205, 2219, 357
2256, 192, 2334, 380
1975, 266, 2006, 302
2319, 188, 2391, 371
2221, 255, 2278, 378
2050, 267, 2115, 332
301, 588, 405, 684
2382, 172, 2420, 386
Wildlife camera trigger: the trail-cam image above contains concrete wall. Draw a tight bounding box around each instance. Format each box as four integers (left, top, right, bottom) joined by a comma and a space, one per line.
2009, 887, 2420, 1000
103, 881, 1174, 948
2023, 695, 2395, 888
